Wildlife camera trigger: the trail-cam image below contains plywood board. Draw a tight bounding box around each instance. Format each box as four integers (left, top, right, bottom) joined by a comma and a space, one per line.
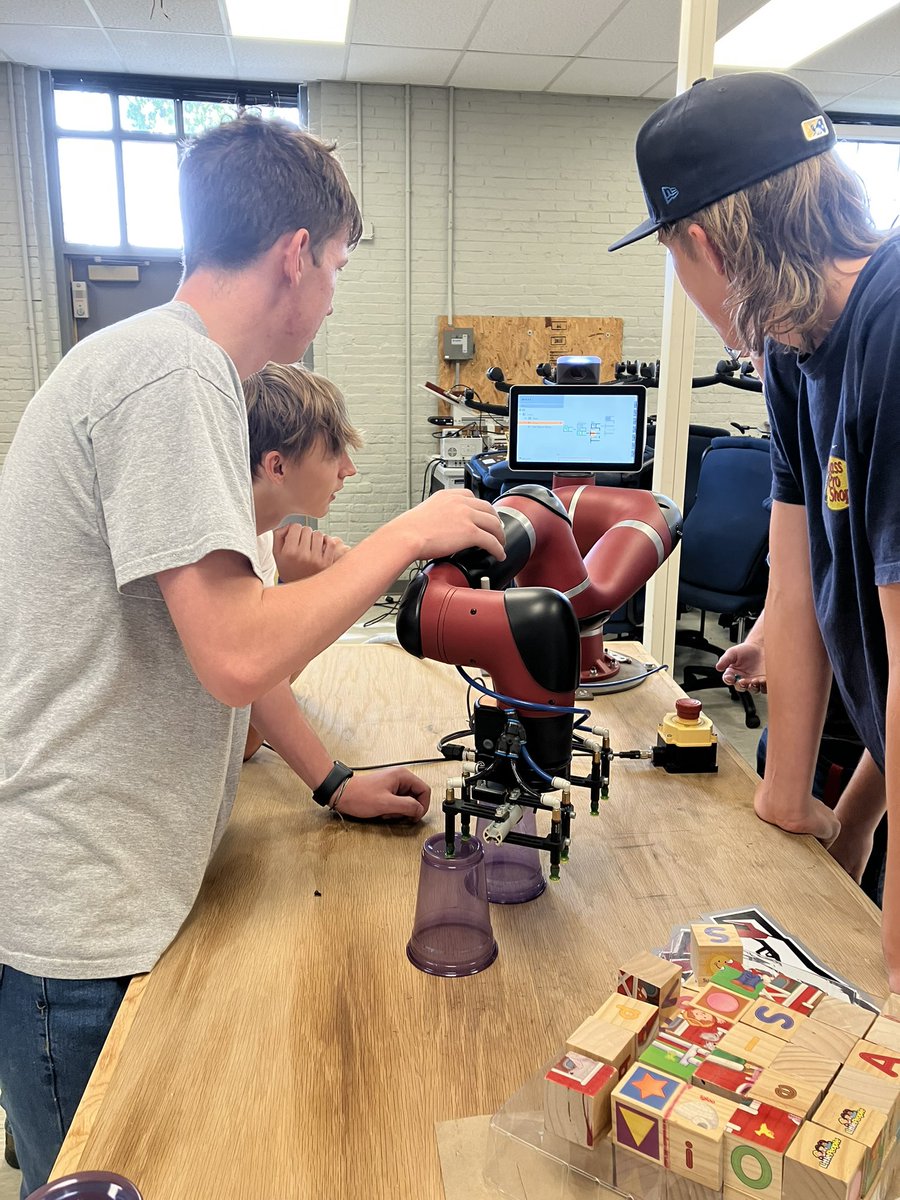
437, 315, 624, 413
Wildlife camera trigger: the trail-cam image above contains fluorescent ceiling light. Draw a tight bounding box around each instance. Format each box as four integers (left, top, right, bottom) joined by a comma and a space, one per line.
715, 0, 900, 69
225, 0, 350, 42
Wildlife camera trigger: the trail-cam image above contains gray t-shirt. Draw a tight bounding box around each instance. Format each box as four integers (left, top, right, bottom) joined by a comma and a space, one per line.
0, 302, 263, 979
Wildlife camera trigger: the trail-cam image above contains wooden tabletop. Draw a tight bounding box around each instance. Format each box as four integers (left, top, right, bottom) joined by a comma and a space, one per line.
54, 642, 884, 1199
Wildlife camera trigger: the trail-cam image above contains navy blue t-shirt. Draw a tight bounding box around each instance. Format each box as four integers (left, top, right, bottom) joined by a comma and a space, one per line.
766, 237, 900, 773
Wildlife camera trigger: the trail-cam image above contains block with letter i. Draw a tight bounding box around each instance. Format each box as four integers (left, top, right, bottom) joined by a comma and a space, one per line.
718, 1023, 785, 1069
611, 1063, 685, 1165
691, 923, 743, 985
664, 1083, 737, 1189
782, 1120, 867, 1200
816, 1088, 888, 1197
543, 1051, 617, 1149
618, 949, 683, 1023
723, 1098, 801, 1198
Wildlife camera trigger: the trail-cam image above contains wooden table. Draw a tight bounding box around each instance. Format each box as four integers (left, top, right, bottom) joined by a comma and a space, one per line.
54, 642, 884, 1199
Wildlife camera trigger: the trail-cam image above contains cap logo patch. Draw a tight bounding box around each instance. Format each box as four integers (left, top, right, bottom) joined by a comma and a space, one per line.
661, 185, 679, 204
802, 115, 829, 141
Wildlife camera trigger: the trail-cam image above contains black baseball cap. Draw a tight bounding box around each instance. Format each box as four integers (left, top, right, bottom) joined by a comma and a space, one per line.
609, 72, 835, 252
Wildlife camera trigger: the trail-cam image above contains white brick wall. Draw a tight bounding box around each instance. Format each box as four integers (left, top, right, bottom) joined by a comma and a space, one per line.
0, 64, 61, 464
311, 81, 768, 545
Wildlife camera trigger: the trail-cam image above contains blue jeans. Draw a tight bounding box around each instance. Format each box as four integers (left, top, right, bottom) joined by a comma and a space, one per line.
0, 964, 130, 1198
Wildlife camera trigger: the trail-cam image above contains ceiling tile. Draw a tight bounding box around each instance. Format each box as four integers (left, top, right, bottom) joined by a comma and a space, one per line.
448, 50, 570, 90
108, 30, 234, 76
232, 39, 347, 81
91, 0, 228, 36
548, 57, 674, 97
347, 44, 461, 85
823, 74, 900, 115
643, 68, 676, 99
0, 0, 95, 26
471, 0, 621, 57
788, 68, 891, 108
794, 8, 900, 75
0, 24, 122, 69
350, 0, 487, 50
581, 0, 679, 65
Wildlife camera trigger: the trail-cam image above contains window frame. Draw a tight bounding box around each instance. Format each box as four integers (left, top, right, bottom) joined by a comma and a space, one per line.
47, 71, 306, 259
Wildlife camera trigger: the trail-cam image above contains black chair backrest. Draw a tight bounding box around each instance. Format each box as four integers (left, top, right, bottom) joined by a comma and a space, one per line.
680, 436, 771, 598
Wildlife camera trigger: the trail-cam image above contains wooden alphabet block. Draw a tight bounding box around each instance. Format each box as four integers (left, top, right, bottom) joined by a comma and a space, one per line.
783, 1119, 867, 1200
831, 1066, 900, 1146
759, 972, 824, 1017
693, 1049, 763, 1102
663, 1084, 737, 1189
809, 996, 876, 1040
543, 1051, 617, 1149
611, 1063, 685, 1163
816, 1088, 889, 1197
880, 993, 900, 1022
747, 1067, 821, 1119
595, 993, 660, 1054
639, 1029, 709, 1083
866, 1014, 900, 1055
690, 923, 743, 985
740, 997, 806, 1042
718, 1024, 785, 1069
663, 997, 735, 1051
845, 1038, 900, 1083
710, 961, 766, 1001
618, 950, 683, 1022
614, 1143, 665, 1198
770, 1042, 841, 1092
791, 1015, 859, 1062
723, 1099, 801, 1198
566, 1015, 635, 1078
693, 981, 753, 1023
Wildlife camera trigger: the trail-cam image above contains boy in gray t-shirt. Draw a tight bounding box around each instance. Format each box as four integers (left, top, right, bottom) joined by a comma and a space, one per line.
0, 116, 505, 1195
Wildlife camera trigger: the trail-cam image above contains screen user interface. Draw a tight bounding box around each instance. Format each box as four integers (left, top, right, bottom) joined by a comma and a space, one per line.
514, 390, 640, 467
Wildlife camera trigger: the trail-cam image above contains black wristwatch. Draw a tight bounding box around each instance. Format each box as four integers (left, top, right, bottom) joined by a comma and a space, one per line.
312, 760, 354, 807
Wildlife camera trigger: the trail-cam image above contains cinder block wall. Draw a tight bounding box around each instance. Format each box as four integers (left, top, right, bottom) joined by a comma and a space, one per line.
310, 81, 766, 545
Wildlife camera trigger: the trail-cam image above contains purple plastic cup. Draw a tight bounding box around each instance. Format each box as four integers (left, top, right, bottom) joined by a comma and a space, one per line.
26, 1174, 142, 1200
475, 806, 547, 904
406, 833, 498, 976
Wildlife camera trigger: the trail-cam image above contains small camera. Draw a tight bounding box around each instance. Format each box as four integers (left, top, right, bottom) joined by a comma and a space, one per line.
554, 355, 601, 385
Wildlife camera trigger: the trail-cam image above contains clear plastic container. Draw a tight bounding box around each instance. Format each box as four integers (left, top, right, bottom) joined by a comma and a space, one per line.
27, 1174, 141, 1200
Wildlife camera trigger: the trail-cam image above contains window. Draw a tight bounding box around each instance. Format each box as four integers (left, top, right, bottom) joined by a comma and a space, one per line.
835, 122, 900, 231
50, 75, 303, 255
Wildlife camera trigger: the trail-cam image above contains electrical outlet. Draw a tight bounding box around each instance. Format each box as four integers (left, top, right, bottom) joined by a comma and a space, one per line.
71, 280, 89, 320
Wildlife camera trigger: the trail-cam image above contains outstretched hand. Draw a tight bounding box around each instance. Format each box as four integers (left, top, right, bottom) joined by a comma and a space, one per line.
333, 767, 431, 822
717, 640, 767, 693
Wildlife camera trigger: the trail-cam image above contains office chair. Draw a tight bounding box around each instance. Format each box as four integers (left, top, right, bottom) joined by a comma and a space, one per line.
677, 436, 772, 727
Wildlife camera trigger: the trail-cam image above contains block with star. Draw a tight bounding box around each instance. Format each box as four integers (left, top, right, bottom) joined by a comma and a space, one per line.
543, 1051, 617, 1149
690, 923, 743, 985
618, 950, 683, 1023
809, 996, 875, 1041
723, 1097, 801, 1198
640, 1027, 710, 1083
663, 996, 735, 1051
769, 1042, 841, 1093
565, 1013, 635, 1079
747, 1067, 821, 1119
611, 1063, 685, 1164
816, 1088, 889, 1198
739, 997, 806, 1042
782, 1119, 867, 1200
693, 981, 753, 1024
693, 1049, 763, 1103
718, 1024, 785, 1069
759, 971, 824, 1017
595, 992, 660, 1053
663, 1083, 738, 1189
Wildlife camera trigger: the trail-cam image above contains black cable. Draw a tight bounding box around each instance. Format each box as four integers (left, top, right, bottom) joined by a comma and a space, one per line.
347, 756, 449, 770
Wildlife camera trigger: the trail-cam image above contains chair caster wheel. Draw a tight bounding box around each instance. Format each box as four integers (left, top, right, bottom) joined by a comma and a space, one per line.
746, 715, 761, 729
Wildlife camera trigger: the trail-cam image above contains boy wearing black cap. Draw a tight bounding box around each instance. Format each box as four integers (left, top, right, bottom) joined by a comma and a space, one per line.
612, 72, 898, 986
